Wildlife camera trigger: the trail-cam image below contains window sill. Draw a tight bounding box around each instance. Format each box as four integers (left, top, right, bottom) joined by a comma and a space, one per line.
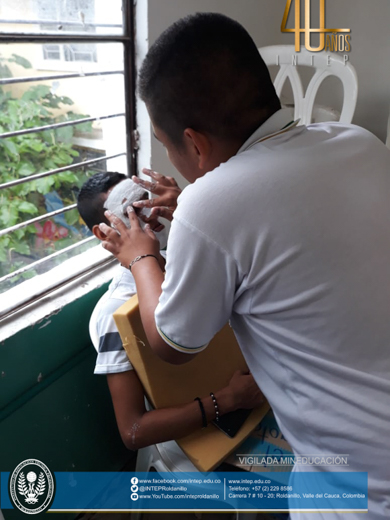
34, 59, 105, 73
0, 245, 117, 343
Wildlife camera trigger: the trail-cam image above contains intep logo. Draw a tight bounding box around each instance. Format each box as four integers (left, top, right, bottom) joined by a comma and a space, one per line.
281, 0, 351, 53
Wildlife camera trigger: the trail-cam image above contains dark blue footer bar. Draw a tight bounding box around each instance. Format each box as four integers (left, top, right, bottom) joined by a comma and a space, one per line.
1, 470, 368, 512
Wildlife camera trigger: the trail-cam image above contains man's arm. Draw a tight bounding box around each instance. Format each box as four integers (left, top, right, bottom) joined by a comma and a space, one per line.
101, 201, 237, 365
128, 257, 191, 364
107, 369, 264, 450
100, 209, 192, 364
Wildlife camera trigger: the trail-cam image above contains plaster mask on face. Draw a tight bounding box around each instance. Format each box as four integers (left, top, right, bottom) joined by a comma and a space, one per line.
103, 178, 168, 249
104, 178, 146, 228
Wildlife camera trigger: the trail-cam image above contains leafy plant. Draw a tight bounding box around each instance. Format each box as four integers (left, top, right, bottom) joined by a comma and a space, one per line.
0, 55, 98, 290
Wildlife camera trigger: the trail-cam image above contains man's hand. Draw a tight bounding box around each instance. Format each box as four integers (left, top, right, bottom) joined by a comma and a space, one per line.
132, 168, 181, 222
100, 207, 161, 269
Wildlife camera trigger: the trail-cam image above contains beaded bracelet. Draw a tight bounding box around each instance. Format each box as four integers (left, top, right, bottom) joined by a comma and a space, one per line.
194, 397, 207, 429
210, 392, 220, 422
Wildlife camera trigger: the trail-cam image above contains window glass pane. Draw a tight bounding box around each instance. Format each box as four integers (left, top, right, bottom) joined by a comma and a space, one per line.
42, 44, 61, 61
0, 42, 127, 293
63, 43, 97, 63
0, 0, 124, 36
0, 217, 98, 293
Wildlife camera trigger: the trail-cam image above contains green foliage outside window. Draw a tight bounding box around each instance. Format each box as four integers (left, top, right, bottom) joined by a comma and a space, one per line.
0, 54, 98, 290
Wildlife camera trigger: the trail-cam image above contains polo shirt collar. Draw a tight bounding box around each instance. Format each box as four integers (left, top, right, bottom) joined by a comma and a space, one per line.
238, 108, 296, 154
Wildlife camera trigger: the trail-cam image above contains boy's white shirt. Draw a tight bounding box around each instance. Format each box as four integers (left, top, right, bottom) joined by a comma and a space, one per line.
93, 250, 167, 375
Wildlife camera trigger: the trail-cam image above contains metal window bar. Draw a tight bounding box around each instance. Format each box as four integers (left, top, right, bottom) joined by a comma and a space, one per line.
0, 34, 129, 43
123, 0, 137, 174
0, 204, 77, 237
0, 19, 122, 29
0, 112, 124, 140
0, 1, 136, 295
0, 70, 123, 86
0, 152, 125, 191
0, 235, 97, 284
0, 11, 137, 174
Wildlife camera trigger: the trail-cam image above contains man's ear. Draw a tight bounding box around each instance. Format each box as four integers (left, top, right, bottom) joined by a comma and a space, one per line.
183, 128, 212, 170
92, 224, 107, 241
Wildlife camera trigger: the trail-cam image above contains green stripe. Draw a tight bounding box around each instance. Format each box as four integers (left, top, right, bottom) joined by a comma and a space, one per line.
157, 326, 207, 352
281, 120, 295, 130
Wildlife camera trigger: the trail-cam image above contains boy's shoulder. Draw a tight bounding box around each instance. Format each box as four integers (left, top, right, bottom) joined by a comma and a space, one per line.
107, 265, 137, 301
106, 250, 167, 302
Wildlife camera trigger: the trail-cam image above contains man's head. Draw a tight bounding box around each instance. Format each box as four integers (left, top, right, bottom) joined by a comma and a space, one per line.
139, 13, 280, 181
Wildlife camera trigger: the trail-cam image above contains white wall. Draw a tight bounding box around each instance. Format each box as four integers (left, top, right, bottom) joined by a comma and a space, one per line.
326, 0, 390, 142
137, 0, 390, 184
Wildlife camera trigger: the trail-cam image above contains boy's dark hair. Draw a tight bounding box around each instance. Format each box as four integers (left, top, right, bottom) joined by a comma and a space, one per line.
77, 171, 126, 230
139, 12, 281, 146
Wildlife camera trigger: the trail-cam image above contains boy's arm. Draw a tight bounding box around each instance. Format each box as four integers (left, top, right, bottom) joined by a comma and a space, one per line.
107, 369, 264, 450
96, 278, 263, 449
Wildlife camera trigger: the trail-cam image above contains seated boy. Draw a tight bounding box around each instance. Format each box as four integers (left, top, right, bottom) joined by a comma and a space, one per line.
77, 171, 263, 451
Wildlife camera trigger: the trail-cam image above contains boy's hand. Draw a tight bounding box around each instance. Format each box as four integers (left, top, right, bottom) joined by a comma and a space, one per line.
132, 168, 181, 222
100, 207, 161, 269
218, 370, 264, 413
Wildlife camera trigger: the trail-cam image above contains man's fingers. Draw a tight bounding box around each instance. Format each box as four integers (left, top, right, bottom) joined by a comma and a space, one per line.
99, 221, 121, 238
151, 206, 174, 222
139, 213, 166, 232
126, 206, 141, 228
103, 211, 128, 235
139, 170, 178, 187
133, 198, 156, 209
132, 176, 163, 195
144, 223, 156, 239
141, 168, 164, 181
98, 222, 113, 235
101, 240, 116, 253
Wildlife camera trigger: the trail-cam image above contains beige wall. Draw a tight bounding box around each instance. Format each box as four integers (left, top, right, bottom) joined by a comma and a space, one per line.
2, 1, 388, 180
142, 0, 390, 185
146, 0, 285, 186
326, 0, 390, 142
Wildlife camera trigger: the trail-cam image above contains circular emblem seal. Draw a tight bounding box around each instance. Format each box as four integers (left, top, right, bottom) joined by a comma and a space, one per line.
9, 459, 55, 515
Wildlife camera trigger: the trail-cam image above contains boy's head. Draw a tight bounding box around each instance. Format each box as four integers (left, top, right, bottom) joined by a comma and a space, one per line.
77, 171, 127, 232
77, 172, 169, 247
103, 178, 147, 229
139, 13, 280, 180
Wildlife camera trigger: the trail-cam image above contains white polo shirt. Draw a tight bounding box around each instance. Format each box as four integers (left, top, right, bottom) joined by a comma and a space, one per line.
155, 109, 390, 519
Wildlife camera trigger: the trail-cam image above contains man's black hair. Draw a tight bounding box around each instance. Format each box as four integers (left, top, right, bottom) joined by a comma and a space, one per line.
139, 12, 281, 146
77, 171, 126, 230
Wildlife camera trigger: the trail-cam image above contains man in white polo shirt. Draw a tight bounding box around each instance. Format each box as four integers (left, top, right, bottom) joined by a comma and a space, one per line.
100, 13, 390, 519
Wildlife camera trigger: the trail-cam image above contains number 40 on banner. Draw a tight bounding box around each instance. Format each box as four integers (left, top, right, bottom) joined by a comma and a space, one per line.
281, 0, 351, 53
